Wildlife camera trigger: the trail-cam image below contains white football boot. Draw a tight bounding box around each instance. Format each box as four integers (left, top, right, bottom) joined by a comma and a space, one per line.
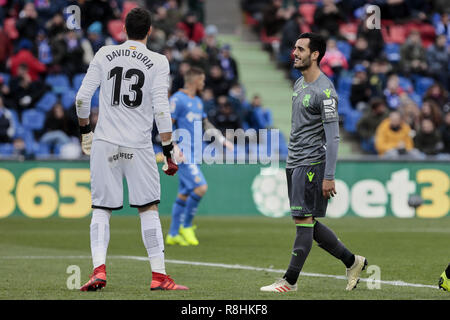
346, 255, 368, 291
260, 278, 297, 292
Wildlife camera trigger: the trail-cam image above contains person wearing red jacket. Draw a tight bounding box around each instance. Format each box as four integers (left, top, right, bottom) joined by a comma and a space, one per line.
10, 39, 46, 82
176, 11, 205, 44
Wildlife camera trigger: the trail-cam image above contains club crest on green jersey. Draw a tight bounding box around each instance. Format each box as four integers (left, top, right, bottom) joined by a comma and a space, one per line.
302, 94, 311, 108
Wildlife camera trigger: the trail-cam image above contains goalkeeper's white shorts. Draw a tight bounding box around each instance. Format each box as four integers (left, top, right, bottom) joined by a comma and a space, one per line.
90, 139, 160, 210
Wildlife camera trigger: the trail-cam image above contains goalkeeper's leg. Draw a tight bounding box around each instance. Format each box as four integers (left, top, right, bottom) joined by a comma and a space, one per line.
139, 205, 188, 290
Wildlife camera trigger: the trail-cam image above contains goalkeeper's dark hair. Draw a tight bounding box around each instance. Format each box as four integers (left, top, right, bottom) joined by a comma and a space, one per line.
125, 7, 152, 40
298, 32, 326, 65
184, 66, 205, 83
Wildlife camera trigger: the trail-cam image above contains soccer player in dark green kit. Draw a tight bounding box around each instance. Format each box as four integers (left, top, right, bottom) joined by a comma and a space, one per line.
261, 33, 367, 293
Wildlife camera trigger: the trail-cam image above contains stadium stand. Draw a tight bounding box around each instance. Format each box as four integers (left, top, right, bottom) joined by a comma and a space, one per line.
0, 0, 290, 160
241, 0, 450, 159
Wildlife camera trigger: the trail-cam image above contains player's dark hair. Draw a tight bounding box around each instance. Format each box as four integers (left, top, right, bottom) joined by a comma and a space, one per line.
184, 67, 205, 83
298, 32, 326, 65
125, 7, 152, 40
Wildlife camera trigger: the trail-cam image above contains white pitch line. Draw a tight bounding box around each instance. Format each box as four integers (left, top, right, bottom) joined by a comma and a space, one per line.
0, 255, 439, 290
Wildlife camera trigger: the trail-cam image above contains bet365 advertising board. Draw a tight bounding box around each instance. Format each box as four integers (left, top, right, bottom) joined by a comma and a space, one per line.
0, 160, 448, 218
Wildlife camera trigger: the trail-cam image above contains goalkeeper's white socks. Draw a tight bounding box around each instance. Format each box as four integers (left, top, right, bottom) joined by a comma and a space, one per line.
90, 208, 111, 268
139, 210, 166, 275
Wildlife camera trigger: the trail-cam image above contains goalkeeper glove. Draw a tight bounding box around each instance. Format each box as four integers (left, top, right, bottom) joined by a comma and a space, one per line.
80, 124, 93, 155
162, 141, 178, 176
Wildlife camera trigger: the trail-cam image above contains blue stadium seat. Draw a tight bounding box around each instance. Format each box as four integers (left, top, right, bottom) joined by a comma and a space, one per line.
0, 72, 10, 85
338, 96, 352, 117
33, 142, 51, 158
337, 40, 352, 61
398, 76, 413, 92
409, 92, 422, 107
61, 89, 76, 109
36, 92, 58, 112
91, 88, 100, 107
0, 143, 14, 156
45, 74, 70, 94
21, 109, 46, 131
343, 109, 362, 134
337, 74, 352, 97
72, 73, 85, 91
384, 43, 400, 63
415, 77, 434, 96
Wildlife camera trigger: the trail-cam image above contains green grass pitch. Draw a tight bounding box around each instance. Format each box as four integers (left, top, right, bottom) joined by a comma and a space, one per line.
0, 216, 449, 300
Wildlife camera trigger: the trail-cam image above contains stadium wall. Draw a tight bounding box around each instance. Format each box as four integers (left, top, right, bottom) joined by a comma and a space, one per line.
0, 160, 449, 219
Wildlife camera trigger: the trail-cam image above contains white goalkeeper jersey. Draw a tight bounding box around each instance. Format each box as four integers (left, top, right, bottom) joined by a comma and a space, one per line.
76, 40, 172, 149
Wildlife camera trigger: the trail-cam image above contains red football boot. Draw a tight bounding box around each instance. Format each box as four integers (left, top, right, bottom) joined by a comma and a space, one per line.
150, 272, 189, 290
80, 264, 107, 291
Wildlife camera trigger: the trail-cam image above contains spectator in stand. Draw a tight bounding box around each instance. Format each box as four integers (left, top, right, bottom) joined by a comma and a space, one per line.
0, 96, 15, 143
350, 36, 372, 69
427, 34, 450, 90
399, 30, 428, 76
398, 97, 420, 132
434, 10, 450, 44
16, 2, 39, 42
218, 44, 239, 86
262, 0, 295, 37
414, 118, 443, 156
319, 38, 348, 84
8, 64, 47, 116
171, 61, 190, 94
368, 58, 390, 98
356, 98, 389, 154
384, 74, 407, 110
185, 46, 209, 72
228, 83, 250, 124
357, 14, 384, 59
39, 102, 76, 154
206, 65, 230, 97
166, 0, 184, 29
350, 64, 371, 111
423, 83, 449, 107
0, 26, 12, 72
212, 99, 242, 137
63, 30, 87, 77
375, 110, 421, 158
382, 0, 411, 21
176, 11, 205, 44
440, 111, 450, 154
45, 12, 66, 39
153, 6, 175, 36
10, 39, 46, 82
279, 13, 311, 67
241, 0, 272, 24
313, 0, 346, 38
248, 94, 273, 130
80, 0, 117, 31
85, 21, 107, 55
37, 28, 52, 66
419, 99, 442, 127
202, 25, 221, 65
202, 87, 216, 117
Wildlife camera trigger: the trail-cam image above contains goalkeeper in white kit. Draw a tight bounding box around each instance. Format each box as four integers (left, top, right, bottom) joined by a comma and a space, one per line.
76, 7, 187, 291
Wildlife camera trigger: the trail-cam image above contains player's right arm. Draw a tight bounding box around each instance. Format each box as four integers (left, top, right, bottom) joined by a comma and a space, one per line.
75, 48, 103, 155
152, 56, 177, 175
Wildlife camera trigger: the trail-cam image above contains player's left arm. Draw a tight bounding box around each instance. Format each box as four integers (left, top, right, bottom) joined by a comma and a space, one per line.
202, 117, 234, 151
152, 56, 177, 175
320, 90, 340, 199
75, 48, 103, 155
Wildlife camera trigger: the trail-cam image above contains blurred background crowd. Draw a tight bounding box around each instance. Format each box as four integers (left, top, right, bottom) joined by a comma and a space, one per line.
0, 0, 449, 161
242, 0, 450, 159
0, 0, 277, 160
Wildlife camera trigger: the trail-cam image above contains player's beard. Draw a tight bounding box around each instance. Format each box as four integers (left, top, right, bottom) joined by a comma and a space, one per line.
295, 54, 312, 71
